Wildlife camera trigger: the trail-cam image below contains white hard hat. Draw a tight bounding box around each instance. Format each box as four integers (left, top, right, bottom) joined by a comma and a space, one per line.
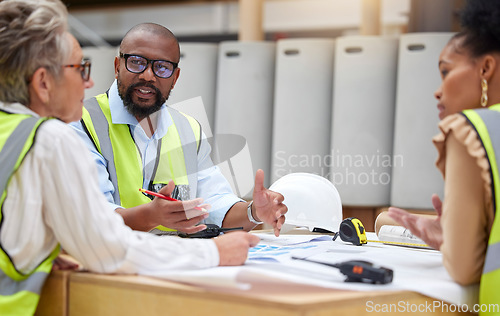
269, 173, 342, 233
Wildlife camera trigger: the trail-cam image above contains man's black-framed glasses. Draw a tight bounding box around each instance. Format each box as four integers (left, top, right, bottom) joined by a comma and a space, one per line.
120, 53, 178, 79
63, 58, 91, 81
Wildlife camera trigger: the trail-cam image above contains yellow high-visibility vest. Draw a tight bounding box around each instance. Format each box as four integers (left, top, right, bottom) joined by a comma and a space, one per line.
462, 104, 500, 314
81, 94, 201, 230
0, 111, 59, 316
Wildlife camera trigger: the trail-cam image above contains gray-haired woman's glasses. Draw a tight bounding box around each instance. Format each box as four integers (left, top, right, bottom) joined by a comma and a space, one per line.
63, 59, 91, 81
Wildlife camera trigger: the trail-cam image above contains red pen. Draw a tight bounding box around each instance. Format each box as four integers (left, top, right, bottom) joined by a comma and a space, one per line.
139, 188, 178, 201
139, 188, 206, 212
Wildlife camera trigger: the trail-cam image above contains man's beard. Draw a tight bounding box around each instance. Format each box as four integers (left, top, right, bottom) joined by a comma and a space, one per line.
117, 79, 168, 118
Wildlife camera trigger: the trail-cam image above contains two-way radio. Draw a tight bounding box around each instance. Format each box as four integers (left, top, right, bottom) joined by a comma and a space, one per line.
292, 257, 393, 284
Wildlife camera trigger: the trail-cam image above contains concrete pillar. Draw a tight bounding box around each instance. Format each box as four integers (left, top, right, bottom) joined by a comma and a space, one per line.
238, 0, 264, 41
361, 0, 381, 35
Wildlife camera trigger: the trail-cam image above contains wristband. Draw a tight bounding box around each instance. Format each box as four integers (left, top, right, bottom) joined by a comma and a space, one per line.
247, 201, 263, 225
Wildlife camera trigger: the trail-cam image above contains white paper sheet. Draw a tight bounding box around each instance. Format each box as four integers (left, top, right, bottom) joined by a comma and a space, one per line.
158, 232, 478, 308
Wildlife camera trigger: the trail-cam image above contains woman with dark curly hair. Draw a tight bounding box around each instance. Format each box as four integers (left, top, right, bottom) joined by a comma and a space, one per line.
384, 0, 500, 309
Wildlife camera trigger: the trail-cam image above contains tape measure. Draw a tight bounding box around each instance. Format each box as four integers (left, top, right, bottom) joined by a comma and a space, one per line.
333, 217, 430, 248
333, 217, 367, 246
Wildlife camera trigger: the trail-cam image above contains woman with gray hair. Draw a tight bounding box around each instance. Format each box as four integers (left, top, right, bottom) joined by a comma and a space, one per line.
0, 1, 259, 314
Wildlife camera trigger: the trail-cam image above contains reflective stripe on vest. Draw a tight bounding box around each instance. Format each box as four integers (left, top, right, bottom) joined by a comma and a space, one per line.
81, 95, 200, 207
0, 116, 40, 197
169, 109, 199, 200
83, 97, 120, 204
0, 112, 60, 316
462, 104, 500, 313
0, 269, 47, 296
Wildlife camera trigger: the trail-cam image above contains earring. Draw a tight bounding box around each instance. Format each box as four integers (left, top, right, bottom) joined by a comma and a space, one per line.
481, 78, 488, 107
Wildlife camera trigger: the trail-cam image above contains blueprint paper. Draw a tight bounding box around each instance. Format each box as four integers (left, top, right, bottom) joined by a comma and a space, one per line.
157, 232, 478, 307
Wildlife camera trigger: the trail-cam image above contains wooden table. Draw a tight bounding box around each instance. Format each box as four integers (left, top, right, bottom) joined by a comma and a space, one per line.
36, 270, 71, 316
37, 270, 474, 316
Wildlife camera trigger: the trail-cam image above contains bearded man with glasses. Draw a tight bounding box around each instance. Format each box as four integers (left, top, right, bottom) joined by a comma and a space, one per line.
71, 23, 287, 238
0, 2, 270, 314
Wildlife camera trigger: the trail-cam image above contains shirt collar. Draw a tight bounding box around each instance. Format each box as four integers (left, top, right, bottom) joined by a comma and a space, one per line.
108, 79, 173, 139
108, 80, 137, 126
0, 101, 41, 117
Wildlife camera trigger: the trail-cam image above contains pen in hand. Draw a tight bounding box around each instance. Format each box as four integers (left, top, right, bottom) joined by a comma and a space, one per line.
138, 188, 207, 212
